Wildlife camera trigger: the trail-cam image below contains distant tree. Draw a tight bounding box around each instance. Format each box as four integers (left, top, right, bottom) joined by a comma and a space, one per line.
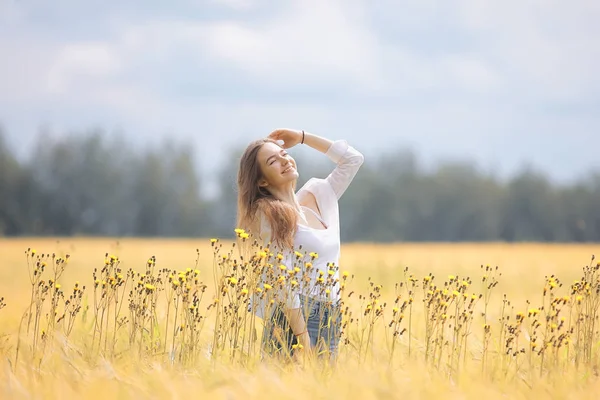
2, 125, 600, 243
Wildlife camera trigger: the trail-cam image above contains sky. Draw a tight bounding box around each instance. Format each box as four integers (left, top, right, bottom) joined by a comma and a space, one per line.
1, 0, 599, 194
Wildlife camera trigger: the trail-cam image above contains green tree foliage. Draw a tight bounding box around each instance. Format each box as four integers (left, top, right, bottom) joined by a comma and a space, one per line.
1, 128, 600, 242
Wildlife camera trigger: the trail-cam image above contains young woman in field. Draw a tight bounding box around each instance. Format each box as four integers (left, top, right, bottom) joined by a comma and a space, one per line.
236, 128, 364, 361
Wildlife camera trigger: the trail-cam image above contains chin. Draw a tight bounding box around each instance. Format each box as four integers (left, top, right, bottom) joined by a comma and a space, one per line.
284, 174, 299, 187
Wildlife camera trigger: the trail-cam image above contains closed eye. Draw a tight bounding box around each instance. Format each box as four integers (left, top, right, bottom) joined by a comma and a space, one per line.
266, 150, 288, 166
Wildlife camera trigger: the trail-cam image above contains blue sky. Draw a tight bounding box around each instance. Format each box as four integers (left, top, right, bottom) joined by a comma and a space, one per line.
1, 0, 599, 193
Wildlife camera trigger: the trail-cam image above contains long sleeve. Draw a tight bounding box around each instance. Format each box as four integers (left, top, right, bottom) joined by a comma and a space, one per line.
324, 140, 365, 200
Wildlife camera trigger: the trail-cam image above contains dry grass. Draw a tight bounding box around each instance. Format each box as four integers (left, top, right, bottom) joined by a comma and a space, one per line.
0, 236, 599, 399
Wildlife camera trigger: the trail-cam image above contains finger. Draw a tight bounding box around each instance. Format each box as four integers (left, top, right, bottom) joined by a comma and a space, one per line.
268, 130, 281, 139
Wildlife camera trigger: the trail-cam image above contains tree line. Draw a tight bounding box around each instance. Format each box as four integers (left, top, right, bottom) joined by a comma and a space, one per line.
1, 128, 599, 242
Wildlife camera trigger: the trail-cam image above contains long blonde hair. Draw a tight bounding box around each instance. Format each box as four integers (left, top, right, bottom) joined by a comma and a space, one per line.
236, 138, 298, 249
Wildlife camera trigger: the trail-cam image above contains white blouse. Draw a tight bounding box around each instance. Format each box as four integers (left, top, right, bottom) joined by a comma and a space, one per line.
251, 139, 365, 319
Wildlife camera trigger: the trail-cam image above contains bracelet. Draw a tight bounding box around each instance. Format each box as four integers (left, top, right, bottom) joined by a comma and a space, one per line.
301, 130, 305, 144
294, 330, 307, 337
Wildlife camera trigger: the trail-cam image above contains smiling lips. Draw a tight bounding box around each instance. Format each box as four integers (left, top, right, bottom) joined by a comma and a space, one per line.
282, 166, 294, 174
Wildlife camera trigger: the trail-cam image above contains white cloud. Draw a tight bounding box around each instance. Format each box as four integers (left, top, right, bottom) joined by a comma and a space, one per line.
199, 0, 385, 90
453, 0, 600, 101
47, 42, 123, 94
440, 55, 504, 93
206, 0, 258, 10
0, 36, 58, 101
1, 0, 599, 183
0, 0, 24, 25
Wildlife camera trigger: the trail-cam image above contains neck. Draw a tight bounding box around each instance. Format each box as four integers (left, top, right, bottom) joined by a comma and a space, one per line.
269, 184, 302, 213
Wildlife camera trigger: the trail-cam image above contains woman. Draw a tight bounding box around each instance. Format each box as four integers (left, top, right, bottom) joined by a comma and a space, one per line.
236, 128, 364, 361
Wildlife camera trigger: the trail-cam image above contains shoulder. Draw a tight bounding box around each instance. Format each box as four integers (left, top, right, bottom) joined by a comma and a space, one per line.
297, 177, 335, 202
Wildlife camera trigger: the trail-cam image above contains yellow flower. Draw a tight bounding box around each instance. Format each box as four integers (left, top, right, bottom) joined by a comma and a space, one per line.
342, 271, 349, 278
328, 270, 335, 276
279, 264, 287, 271
241, 288, 249, 295
309, 252, 318, 259
528, 308, 540, 317
145, 284, 155, 291
234, 228, 245, 234
264, 283, 272, 290
295, 251, 303, 258
240, 232, 249, 240
210, 238, 218, 243
228, 277, 238, 285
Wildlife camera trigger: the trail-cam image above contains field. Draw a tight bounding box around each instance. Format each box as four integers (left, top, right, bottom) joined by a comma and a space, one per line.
1, 236, 599, 399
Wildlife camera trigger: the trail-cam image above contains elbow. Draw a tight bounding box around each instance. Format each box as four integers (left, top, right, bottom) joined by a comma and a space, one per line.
357, 151, 365, 166
352, 149, 365, 167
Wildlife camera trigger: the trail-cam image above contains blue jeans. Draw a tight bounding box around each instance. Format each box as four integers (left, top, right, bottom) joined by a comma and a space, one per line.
261, 294, 342, 360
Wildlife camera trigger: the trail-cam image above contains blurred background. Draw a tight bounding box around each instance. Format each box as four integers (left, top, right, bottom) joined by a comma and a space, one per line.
1, 0, 599, 242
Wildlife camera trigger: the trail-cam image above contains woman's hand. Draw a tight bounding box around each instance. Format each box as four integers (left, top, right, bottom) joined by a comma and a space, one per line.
293, 332, 313, 363
268, 129, 303, 149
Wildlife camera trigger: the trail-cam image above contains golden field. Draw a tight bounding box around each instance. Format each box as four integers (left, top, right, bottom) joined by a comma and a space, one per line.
0, 237, 600, 399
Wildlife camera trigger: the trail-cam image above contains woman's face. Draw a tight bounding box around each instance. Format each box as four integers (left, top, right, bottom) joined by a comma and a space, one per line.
256, 142, 299, 190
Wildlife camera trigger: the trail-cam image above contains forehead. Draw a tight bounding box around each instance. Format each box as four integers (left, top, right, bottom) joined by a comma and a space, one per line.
257, 142, 283, 162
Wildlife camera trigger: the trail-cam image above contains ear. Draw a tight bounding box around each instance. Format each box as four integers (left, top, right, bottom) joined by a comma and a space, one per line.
258, 179, 269, 188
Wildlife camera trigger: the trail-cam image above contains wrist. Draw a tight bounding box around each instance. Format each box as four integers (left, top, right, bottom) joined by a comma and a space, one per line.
297, 131, 332, 154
